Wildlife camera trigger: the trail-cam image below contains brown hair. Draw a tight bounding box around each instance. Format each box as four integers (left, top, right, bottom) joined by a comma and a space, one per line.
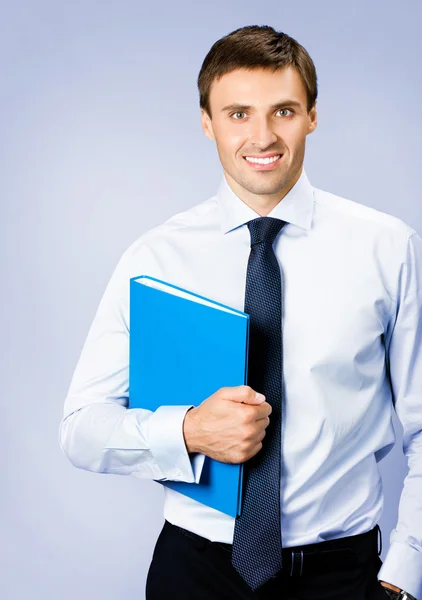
197, 25, 317, 117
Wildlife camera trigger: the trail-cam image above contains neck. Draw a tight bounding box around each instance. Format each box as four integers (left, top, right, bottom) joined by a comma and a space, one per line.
225, 166, 303, 216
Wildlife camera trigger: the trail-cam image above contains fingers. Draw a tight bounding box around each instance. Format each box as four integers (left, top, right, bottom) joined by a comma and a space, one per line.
250, 417, 270, 439
220, 385, 266, 405
255, 404, 272, 419
250, 441, 264, 459
256, 416, 270, 430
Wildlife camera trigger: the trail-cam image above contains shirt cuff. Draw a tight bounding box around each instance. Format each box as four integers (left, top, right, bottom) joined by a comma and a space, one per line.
378, 541, 422, 600
147, 405, 206, 483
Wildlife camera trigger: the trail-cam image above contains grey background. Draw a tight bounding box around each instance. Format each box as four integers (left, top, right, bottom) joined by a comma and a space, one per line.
1, 1, 421, 599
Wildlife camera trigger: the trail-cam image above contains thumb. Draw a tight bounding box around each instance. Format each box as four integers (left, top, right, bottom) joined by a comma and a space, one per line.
222, 385, 266, 405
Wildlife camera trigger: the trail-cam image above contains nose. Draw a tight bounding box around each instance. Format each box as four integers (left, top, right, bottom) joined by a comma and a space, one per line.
249, 115, 278, 150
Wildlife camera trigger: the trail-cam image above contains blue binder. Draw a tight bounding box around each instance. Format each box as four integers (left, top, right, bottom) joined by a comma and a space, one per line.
129, 275, 250, 517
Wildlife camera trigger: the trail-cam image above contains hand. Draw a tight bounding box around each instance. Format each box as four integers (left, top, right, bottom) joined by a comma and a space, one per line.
379, 582, 416, 600
182, 385, 272, 463
379, 581, 401, 593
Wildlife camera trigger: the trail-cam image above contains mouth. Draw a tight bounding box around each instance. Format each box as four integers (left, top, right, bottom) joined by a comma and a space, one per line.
242, 153, 283, 170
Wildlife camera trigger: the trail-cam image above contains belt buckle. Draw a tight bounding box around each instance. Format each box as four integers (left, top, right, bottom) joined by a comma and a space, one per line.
289, 550, 304, 576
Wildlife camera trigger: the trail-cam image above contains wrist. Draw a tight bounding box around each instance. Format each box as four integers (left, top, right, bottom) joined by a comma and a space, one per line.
183, 407, 200, 454
381, 587, 416, 600
380, 581, 402, 593
379, 580, 417, 600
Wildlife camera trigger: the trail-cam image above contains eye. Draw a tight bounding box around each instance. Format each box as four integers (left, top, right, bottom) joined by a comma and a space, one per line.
231, 112, 247, 120
276, 108, 293, 117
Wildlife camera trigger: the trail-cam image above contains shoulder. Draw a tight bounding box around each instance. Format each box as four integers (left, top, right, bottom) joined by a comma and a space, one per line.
312, 186, 416, 240
122, 194, 218, 260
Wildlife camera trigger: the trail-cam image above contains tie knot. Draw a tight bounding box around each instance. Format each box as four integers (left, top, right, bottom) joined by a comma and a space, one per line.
247, 217, 286, 247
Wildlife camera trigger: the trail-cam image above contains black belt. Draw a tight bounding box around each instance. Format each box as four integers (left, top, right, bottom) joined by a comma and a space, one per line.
168, 521, 382, 578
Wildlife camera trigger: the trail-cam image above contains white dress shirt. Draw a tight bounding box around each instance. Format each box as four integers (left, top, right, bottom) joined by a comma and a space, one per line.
60, 169, 422, 599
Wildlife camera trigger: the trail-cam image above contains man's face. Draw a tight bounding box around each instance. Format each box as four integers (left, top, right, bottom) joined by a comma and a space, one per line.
201, 66, 317, 208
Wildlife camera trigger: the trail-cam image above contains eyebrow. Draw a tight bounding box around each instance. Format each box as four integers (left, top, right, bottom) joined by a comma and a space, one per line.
221, 100, 303, 113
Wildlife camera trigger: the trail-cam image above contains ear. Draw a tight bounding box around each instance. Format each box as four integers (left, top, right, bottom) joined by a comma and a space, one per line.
307, 101, 318, 135
201, 109, 216, 141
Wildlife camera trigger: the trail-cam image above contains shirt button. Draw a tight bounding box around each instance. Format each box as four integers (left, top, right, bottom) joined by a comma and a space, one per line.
174, 469, 181, 478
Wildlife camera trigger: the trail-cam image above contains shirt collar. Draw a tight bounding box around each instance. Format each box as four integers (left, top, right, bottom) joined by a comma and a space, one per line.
216, 168, 315, 234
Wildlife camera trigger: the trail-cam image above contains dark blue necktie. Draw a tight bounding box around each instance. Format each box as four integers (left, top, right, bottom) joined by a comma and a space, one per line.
232, 216, 286, 591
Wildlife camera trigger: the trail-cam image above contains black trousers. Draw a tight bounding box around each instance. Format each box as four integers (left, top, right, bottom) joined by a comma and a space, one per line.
145, 520, 391, 600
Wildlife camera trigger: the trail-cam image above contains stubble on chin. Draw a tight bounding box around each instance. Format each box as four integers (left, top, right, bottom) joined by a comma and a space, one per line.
236, 171, 292, 197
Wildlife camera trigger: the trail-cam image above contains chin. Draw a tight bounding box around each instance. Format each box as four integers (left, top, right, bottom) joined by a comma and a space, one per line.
243, 177, 291, 197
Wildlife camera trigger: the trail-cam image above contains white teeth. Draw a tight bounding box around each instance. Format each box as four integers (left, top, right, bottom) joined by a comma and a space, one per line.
245, 155, 281, 164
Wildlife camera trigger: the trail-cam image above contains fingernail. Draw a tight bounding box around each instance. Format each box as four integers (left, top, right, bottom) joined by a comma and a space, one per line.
256, 393, 265, 402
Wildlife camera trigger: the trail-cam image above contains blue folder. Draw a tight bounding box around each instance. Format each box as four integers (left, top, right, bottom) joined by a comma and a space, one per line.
129, 275, 250, 517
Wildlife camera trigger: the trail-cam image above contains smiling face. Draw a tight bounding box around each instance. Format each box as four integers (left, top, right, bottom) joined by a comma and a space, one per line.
201, 66, 317, 214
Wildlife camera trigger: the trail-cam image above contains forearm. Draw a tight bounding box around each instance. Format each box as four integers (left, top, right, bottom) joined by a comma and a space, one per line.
59, 401, 204, 482
378, 435, 422, 600
59, 248, 208, 483
380, 231, 422, 599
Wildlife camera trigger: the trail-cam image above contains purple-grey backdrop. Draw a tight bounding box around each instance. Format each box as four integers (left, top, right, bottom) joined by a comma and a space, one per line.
1, 1, 421, 599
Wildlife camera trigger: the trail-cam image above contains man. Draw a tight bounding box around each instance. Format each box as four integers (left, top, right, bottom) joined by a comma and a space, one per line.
60, 25, 422, 600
